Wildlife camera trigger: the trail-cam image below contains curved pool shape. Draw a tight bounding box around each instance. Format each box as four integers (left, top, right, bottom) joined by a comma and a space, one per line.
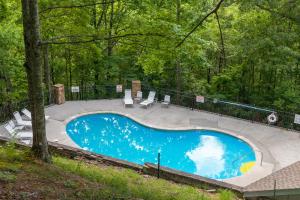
66, 113, 256, 180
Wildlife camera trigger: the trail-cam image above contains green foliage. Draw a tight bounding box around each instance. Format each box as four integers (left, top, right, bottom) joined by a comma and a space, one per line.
0, 0, 25, 104
0, 171, 16, 182
219, 189, 236, 200
0, 143, 23, 184
0, 143, 26, 162
0, 0, 299, 113
53, 156, 212, 200
0, 0, 8, 22
0, 145, 240, 199
63, 180, 79, 189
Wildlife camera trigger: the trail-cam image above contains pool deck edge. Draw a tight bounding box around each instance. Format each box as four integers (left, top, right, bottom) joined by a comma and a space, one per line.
3, 100, 299, 187
61, 110, 272, 187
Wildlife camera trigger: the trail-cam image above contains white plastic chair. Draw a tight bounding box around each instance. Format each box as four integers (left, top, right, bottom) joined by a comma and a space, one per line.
13, 111, 32, 127
8, 120, 24, 131
4, 123, 32, 139
123, 89, 133, 107
21, 108, 50, 120
140, 91, 156, 108
161, 95, 171, 107
134, 91, 143, 102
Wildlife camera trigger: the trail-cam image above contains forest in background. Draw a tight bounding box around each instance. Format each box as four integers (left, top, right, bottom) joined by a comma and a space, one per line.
0, 0, 299, 113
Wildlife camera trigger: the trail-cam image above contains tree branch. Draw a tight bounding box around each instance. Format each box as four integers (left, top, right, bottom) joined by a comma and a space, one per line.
41, 33, 169, 45
176, 0, 224, 48
40, 1, 115, 13
215, 11, 226, 71
255, 4, 299, 24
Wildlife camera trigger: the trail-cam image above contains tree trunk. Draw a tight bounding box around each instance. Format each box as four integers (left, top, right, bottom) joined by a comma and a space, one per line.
64, 48, 70, 98
43, 44, 52, 104
21, 0, 51, 163
108, 0, 114, 57
3, 71, 13, 98
207, 68, 211, 84
92, 3, 100, 95
3, 71, 13, 114
175, 0, 181, 104
50, 51, 55, 84
106, 0, 114, 81
215, 11, 226, 73
69, 52, 72, 99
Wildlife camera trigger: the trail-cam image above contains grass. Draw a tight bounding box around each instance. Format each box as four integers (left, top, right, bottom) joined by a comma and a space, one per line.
0, 143, 239, 200
219, 190, 235, 200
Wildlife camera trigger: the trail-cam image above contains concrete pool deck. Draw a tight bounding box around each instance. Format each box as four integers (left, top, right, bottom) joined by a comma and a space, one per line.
1, 99, 300, 187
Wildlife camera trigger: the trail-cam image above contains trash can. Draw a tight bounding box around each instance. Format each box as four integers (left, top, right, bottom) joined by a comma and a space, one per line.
53, 84, 65, 105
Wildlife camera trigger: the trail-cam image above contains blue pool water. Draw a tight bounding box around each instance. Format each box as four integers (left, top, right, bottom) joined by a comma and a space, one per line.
66, 113, 256, 179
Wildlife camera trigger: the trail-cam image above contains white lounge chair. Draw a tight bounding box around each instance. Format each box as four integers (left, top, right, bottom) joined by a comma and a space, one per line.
161, 95, 171, 107
123, 89, 133, 107
4, 123, 32, 140
13, 111, 32, 127
8, 120, 24, 131
140, 91, 156, 108
21, 108, 50, 120
134, 91, 143, 103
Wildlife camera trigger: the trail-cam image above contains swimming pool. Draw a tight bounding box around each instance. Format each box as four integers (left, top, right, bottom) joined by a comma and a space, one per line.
66, 113, 256, 180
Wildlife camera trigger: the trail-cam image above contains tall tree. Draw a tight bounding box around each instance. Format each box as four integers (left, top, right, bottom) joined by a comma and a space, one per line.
1, 0, 299, 116
21, 0, 51, 162
175, 0, 182, 103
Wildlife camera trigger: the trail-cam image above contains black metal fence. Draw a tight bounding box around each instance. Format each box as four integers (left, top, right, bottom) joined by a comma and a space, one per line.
64, 85, 123, 101
0, 100, 29, 123
1, 84, 299, 131
142, 85, 299, 131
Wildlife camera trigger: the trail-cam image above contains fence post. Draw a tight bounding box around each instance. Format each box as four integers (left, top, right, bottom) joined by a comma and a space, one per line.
192, 95, 195, 110
273, 180, 276, 200
157, 152, 160, 179
251, 110, 254, 123
260, 151, 263, 166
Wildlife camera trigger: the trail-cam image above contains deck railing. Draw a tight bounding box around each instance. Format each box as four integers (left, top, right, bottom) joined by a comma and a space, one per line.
141, 85, 299, 131
1, 84, 299, 131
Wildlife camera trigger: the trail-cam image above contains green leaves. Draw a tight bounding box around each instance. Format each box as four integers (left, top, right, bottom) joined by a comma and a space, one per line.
138, 53, 165, 75
0, 0, 299, 113
0, 0, 7, 22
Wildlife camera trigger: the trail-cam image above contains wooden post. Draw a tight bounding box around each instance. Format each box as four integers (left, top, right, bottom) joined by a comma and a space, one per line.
53, 84, 65, 105
157, 152, 160, 179
132, 80, 141, 98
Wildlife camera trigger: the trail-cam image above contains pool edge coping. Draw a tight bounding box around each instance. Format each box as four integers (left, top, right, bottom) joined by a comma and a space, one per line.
62, 110, 271, 184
